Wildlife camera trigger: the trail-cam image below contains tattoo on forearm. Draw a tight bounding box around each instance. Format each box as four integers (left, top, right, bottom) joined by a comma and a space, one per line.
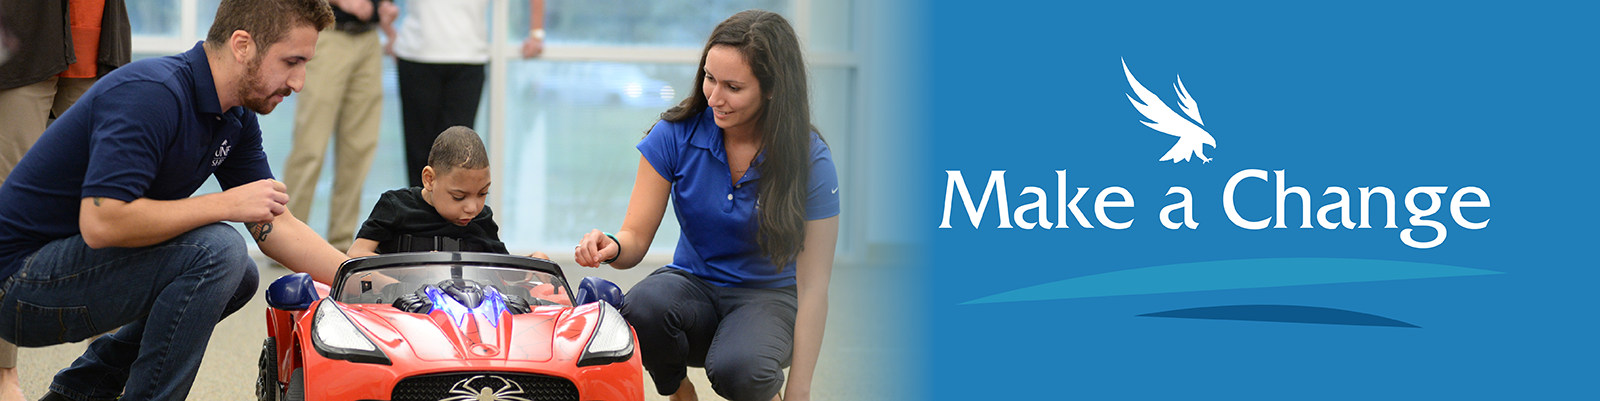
247, 222, 273, 242
93, 197, 102, 206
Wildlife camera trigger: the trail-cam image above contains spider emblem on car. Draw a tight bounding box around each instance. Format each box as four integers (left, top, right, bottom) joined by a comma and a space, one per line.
441, 375, 533, 401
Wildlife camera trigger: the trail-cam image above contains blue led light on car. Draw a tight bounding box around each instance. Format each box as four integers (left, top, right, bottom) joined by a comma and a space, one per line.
424, 285, 510, 328
478, 287, 509, 328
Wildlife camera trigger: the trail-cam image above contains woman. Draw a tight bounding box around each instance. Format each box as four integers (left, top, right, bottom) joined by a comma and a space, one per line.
573, 10, 839, 401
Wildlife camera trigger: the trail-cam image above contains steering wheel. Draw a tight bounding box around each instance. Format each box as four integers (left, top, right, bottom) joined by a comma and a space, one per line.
436, 278, 485, 289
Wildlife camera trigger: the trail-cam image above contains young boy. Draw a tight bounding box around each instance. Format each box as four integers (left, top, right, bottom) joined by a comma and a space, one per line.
349, 126, 542, 258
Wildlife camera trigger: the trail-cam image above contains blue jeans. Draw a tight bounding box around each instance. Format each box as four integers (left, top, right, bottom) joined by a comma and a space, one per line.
0, 223, 258, 401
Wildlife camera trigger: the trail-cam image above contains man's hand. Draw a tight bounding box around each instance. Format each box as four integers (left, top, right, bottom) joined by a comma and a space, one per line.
520, 36, 544, 58
378, 2, 398, 26
378, 2, 399, 56
338, 0, 375, 21
221, 178, 288, 224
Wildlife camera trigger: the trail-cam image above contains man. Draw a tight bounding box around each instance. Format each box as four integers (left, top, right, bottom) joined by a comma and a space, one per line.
282, 0, 395, 252
0, 0, 347, 400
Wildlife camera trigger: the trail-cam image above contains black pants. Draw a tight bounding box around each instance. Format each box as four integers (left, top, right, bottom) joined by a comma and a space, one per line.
395, 58, 485, 188
621, 267, 798, 401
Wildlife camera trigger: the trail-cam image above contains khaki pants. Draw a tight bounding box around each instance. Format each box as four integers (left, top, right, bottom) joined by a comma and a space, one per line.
0, 75, 98, 368
285, 29, 384, 251
0, 77, 96, 187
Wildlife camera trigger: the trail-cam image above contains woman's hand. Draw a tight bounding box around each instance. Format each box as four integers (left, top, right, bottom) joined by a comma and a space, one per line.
574, 157, 673, 270
574, 229, 618, 268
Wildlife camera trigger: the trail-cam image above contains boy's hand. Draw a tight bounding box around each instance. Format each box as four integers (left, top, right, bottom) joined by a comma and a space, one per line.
574, 229, 617, 268
526, 251, 549, 260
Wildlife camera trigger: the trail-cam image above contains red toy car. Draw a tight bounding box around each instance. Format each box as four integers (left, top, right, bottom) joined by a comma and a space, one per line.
256, 252, 643, 401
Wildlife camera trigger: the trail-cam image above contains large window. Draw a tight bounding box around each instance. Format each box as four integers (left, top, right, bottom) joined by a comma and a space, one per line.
133, 0, 861, 257
498, 60, 696, 248
514, 0, 791, 47
127, 0, 182, 36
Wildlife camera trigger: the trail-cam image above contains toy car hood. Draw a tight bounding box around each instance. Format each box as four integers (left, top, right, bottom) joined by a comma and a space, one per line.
337, 299, 606, 364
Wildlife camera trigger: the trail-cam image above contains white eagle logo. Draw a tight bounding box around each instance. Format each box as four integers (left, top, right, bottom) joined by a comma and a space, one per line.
1123, 58, 1215, 163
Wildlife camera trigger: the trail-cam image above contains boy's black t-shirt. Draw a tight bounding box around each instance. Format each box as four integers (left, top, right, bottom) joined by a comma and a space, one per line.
356, 187, 509, 254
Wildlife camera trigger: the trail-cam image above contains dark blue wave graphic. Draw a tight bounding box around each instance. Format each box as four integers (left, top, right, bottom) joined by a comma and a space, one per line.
1138, 305, 1419, 328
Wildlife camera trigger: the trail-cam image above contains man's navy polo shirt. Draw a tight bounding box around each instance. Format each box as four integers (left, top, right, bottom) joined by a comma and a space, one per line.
0, 42, 273, 279
638, 108, 840, 289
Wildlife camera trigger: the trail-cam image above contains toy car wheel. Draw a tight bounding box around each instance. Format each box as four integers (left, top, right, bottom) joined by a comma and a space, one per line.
284, 369, 305, 401
256, 338, 278, 401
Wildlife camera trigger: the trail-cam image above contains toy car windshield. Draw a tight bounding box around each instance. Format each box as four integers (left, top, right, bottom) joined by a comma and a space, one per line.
336, 263, 574, 308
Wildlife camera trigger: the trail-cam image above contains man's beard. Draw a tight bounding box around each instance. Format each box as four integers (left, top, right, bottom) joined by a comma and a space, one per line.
236, 57, 291, 114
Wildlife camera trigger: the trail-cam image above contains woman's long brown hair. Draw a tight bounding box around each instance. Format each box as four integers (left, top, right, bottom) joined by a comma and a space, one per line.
656, 9, 822, 271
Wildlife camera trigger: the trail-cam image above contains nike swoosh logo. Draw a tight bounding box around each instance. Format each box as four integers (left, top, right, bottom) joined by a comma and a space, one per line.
831, 187, 839, 194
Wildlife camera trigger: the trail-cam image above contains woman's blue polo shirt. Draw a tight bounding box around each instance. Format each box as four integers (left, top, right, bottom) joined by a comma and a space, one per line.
637, 108, 840, 289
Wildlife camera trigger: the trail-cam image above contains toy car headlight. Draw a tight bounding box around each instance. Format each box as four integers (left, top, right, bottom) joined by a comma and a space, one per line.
577, 302, 634, 367
311, 298, 391, 365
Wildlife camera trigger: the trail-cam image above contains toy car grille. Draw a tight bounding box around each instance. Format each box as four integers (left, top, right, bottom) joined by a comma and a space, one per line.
390, 372, 580, 401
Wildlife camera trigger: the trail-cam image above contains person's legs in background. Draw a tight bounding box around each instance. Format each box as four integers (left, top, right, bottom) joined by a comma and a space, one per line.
397, 60, 483, 189
326, 30, 383, 251
438, 63, 485, 133
48, 78, 94, 120
0, 345, 16, 401
396, 58, 444, 189
0, 74, 97, 401
0, 77, 49, 401
0, 77, 58, 187
285, 31, 353, 251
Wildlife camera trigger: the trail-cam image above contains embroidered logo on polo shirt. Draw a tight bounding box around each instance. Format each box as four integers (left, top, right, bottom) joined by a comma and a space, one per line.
212, 140, 231, 166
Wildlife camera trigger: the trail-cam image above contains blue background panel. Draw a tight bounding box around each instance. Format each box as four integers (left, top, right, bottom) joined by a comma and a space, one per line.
918, 0, 1598, 398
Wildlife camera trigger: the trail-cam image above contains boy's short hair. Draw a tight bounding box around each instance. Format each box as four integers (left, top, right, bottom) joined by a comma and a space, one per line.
428, 126, 489, 175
